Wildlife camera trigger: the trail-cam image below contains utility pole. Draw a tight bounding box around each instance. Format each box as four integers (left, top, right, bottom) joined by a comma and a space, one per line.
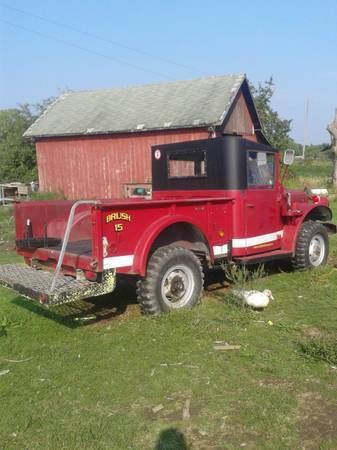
302, 99, 309, 159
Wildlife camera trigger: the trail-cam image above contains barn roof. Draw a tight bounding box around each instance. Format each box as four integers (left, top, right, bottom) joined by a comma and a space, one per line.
24, 74, 258, 139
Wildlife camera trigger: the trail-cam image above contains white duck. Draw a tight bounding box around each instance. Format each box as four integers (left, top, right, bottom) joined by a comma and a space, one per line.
232, 289, 274, 309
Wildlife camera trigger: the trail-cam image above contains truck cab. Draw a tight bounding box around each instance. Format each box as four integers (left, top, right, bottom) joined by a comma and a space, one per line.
151, 136, 332, 263
152, 136, 284, 260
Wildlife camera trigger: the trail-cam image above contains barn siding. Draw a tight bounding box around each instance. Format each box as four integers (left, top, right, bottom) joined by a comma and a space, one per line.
223, 91, 256, 138
36, 129, 210, 199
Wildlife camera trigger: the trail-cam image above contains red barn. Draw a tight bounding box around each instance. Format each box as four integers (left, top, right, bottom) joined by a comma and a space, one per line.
24, 74, 267, 200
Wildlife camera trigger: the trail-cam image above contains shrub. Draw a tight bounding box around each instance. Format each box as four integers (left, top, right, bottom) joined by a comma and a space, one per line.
299, 337, 337, 365
31, 191, 66, 201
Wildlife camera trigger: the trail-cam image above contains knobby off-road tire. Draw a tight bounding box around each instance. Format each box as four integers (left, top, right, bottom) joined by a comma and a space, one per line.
292, 220, 329, 270
136, 246, 204, 315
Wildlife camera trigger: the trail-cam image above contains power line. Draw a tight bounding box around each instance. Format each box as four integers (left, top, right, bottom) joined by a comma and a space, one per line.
0, 2, 202, 75
0, 18, 173, 79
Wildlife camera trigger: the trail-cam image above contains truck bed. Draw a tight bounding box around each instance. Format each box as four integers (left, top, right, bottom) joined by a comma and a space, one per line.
12, 193, 234, 280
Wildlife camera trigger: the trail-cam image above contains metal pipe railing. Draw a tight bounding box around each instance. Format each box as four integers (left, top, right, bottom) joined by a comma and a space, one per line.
49, 200, 100, 294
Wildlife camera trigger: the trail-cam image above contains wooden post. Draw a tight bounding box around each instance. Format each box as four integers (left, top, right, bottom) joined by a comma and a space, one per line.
327, 109, 337, 188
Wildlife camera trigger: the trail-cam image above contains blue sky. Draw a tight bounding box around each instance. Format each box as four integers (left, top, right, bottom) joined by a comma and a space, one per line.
0, 0, 336, 144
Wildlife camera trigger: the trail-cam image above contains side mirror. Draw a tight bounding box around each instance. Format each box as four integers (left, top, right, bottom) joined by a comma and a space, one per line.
283, 149, 295, 165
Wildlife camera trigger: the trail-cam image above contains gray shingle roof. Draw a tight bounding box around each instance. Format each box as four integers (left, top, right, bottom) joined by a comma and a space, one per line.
24, 74, 246, 138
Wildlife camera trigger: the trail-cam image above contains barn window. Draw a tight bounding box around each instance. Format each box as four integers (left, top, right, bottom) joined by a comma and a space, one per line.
247, 151, 274, 187
168, 150, 207, 178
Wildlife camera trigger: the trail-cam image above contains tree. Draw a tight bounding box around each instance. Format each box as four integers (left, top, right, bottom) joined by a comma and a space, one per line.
251, 77, 295, 151
0, 97, 55, 183
0, 108, 37, 182
327, 109, 337, 188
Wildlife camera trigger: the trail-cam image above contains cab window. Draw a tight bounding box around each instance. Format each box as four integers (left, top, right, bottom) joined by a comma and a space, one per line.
247, 151, 274, 187
168, 149, 207, 178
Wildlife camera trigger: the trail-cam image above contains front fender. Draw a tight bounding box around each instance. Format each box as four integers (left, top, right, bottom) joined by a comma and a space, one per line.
282, 204, 334, 252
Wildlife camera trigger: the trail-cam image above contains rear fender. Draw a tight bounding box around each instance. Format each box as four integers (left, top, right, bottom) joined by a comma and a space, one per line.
132, 215, 211, 276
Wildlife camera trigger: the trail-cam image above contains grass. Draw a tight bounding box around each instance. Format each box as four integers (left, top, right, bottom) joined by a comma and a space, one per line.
284, 159, 332, 190
30, 191, 67, 201
299, 336, 337, 366
0, 205, 20, 265
1, 160, 337, 449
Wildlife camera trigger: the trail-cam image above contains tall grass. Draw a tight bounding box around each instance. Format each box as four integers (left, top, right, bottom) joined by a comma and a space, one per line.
284, 159, 332, 190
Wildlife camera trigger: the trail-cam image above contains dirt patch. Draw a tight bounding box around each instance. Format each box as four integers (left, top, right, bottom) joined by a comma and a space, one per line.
256, 378, 295, 390
295, 391, 337, 448
0, 243, 15, 253
88, 276, 141, 326
185, 425, 261, 450
144, 397, 203, 422
301, 327, 323, 339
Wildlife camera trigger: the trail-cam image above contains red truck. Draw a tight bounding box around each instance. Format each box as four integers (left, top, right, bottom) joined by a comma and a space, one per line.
0, 136, 335, 313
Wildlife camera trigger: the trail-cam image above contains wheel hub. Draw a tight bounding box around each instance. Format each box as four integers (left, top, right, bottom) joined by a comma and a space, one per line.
170, 275, 185, 295
161, 265, 195, 308
309, 234, 325, 266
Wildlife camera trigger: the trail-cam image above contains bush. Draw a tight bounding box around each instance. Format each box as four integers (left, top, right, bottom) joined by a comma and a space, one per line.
222, 263, 265, 289
30, 191, 67, 201
299, 337, 337, 365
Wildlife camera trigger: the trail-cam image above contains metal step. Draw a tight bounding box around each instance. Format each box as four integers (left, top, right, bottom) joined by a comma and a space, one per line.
233, 250, 292, 265
0, 264, 116, 306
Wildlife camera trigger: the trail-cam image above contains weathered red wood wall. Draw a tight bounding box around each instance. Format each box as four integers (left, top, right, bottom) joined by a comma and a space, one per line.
35, 90, 259, 200
36, 129, 210, 199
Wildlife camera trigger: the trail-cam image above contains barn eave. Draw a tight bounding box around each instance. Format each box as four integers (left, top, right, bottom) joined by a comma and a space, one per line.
25, 122, 220, 141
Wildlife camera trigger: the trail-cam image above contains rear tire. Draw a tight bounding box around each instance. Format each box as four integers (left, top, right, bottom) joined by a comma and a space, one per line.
136, 246, 204, 315
292, 220, 328, 269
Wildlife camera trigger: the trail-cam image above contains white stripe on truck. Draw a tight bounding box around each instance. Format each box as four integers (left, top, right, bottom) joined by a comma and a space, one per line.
104, 231, 284, 268
232, 230, 283, 248
212, 230, 283, 256
213, 244, 228, 256
103, 255, 134, 269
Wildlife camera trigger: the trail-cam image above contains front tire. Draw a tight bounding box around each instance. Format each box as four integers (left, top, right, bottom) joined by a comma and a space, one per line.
136, 246, 204, 315
292, 220, 329, 269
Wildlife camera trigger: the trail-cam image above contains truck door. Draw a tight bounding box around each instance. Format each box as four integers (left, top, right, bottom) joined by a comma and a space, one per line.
244, 150, 282, 255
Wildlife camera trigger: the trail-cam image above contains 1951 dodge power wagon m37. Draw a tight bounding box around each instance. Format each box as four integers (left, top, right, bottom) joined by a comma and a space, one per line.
0, 136, 335, 314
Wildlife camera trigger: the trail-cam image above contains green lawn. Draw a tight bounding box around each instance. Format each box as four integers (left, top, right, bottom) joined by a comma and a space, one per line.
284, 159, 332, 190
1, 165, 337, 449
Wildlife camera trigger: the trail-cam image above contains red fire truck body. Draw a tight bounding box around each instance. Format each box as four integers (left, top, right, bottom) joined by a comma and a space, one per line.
0, 136, 334, 313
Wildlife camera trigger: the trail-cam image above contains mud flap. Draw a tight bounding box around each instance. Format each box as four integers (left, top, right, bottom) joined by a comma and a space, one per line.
0, 264, 116, 306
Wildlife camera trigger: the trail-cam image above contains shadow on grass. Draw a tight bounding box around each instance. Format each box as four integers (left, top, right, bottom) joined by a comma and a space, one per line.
154, 428, 187, 450
204, 267, 230, 292
263, 259, 293, 275
11, 275, 139, 329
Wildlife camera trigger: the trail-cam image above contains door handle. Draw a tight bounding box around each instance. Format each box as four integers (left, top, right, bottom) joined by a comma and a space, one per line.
247, 204, 255, 208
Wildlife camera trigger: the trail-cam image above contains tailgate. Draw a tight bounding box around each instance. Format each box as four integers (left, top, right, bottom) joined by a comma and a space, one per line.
0, 264, 116, 306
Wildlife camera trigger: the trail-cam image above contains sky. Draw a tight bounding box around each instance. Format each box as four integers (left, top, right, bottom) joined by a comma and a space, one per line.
0, 0, 336, 144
